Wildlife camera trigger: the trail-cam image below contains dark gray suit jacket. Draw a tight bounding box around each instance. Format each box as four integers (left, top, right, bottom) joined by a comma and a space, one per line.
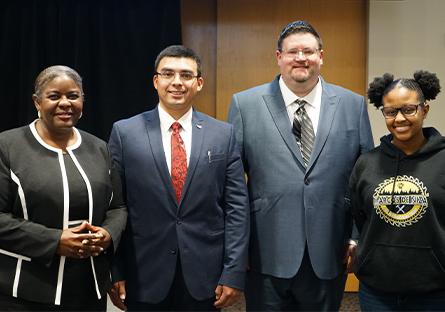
228, 76, 373, 280
109, 107, 249, 302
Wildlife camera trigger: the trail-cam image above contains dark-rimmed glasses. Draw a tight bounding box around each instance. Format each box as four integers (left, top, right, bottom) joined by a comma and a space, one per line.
155, 70, 199, 82
381, 104, 424, 119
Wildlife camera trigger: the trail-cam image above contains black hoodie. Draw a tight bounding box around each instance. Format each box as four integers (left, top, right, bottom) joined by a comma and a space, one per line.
350, 127, 445, 294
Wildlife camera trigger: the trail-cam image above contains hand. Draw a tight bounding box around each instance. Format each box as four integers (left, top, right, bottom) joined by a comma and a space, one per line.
214, 285, 241, 309
343, 243, 357, 273
108, 280, 127, 311
56, 222, 101, 258
79, 222, 112, 256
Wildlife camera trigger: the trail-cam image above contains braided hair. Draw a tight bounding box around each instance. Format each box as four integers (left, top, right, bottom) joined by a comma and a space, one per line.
367, 70, 441, 109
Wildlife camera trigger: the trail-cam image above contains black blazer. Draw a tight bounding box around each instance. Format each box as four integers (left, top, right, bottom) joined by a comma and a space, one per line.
0, 121, 127, 305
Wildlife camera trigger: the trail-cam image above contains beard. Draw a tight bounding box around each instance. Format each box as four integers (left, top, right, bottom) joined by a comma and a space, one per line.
291, 69, 313, 83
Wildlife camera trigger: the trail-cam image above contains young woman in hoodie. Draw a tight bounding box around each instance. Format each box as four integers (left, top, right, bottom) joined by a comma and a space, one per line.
349, 70, 445, 311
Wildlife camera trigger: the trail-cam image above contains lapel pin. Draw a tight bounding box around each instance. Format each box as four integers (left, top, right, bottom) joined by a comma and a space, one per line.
196, 124, 202, 129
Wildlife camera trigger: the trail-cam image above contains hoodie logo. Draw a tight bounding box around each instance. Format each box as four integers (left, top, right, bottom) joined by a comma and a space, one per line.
373, 175, 429, 227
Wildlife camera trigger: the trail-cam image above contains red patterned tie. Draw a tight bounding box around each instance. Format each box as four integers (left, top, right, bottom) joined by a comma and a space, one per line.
171, 122, 187, 203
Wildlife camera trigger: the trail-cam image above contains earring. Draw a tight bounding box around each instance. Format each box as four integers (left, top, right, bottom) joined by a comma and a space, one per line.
37, 111, 41, 119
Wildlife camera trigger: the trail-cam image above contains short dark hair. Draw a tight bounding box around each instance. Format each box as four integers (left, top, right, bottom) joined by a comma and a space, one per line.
368, 70, 441, 109
154, 45, 202, 77
277, 20, 323, 51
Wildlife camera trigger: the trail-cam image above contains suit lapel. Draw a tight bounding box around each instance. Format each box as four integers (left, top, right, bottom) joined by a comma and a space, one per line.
263, 77, 305, 166
180, 110, 204, 206
144, 108, 177, 204
307, 80, 338, 170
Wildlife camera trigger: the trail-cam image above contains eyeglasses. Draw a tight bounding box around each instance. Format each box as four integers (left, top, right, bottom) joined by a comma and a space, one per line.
280, 48, 319, 59
381, 104, 424, 119
155, 70, 199, 82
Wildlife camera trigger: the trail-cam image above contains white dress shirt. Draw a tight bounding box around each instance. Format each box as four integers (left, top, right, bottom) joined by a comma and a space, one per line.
158, 104, 192, 174
279, 76, 322, 135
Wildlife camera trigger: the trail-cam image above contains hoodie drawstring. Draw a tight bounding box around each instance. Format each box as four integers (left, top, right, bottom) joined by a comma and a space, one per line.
390, 152, 401, 206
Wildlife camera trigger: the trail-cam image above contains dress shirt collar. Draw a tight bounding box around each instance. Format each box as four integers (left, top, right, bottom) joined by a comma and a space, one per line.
279, 75, 322, 110
158, 104, 193, 133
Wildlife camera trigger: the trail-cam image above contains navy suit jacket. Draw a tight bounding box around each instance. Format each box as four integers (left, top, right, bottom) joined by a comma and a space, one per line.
109, 108, 249, 302
228, 76, 373, 280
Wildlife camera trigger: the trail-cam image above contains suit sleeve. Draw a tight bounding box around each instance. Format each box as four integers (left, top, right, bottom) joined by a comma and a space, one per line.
349, 97, 373, 242
227, 94, 248, 173
358, 96, 374, 154
100, 145, 127, 254
108, 123, 128, 282
0, 142, 62, 267
349, 157, 367, 233
218, 126, 250, 290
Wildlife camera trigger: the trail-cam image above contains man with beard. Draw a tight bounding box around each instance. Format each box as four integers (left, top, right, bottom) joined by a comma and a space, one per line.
228, 21, 373, 311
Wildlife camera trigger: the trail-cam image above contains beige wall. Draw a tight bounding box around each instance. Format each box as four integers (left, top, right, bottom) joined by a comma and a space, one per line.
183, 0, 367, 120
368, 0, 445, 145
181, 0, 217, 117
215, 0, 367, 120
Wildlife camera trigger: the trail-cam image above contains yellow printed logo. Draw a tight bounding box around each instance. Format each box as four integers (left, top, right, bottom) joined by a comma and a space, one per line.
373, 175, 429, 227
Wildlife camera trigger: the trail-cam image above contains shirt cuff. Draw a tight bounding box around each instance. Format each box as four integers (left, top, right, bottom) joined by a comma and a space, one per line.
348, 239, 358, 246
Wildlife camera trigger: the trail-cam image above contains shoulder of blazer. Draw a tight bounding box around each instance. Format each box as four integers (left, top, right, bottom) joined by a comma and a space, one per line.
321, 78, 363, 101
75, 130, 109, 160
113, 108, 159, 129
234, 75, 281, 99
0, 126, 29, 166
193, 109, 232, 132
77, 129, 106, 147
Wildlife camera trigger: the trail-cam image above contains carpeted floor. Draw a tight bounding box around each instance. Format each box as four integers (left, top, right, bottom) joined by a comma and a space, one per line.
108, 292, 360, 311
340, 292, 360, 312
222, 292, 360, 312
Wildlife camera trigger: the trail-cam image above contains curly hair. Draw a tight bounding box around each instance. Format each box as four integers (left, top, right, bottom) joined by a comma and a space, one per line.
367, 70, 441, 109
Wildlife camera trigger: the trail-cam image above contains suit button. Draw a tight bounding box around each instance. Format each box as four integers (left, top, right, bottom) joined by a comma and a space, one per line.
176, 220, 182, 225
304, 178, 310, 185
169, 250, 176, 255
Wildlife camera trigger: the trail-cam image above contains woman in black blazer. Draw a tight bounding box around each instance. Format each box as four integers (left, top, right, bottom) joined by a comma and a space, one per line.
0, 65, 127, 311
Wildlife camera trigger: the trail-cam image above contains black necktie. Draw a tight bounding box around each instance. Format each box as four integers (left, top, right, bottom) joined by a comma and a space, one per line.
292, 99, 315, 167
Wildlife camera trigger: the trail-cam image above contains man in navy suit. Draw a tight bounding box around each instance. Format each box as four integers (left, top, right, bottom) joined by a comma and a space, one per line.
108, 45, 249, 311
228, 21, 374, 311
